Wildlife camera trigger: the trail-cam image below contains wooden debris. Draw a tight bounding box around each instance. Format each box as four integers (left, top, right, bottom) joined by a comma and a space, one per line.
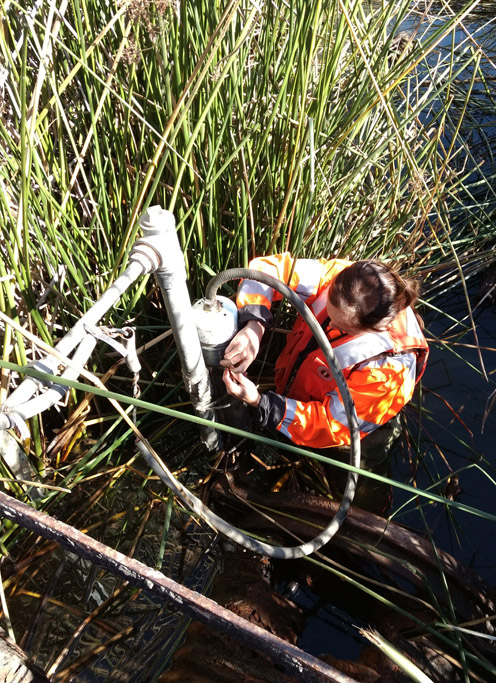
0, 630, 49, 683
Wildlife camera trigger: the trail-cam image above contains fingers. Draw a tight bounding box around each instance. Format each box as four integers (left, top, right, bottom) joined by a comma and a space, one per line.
221, 359, 251, 374
222, 368, 243, 398
220, 347, 250, 372
222, 368, 261, 407
220, 329, 258, 373
222, 367, 247, 389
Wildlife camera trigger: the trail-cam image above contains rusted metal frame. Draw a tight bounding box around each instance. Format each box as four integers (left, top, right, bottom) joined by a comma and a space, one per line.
0, 491, 359, 683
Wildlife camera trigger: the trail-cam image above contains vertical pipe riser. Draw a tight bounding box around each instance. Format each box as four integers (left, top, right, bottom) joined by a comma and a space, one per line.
138, 206, 219, 451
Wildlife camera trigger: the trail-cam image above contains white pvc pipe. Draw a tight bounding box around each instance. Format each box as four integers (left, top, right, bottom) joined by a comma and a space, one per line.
1, 208, 219, 450
0, 234, 169, 430
138, 206, 219, 450
3, 261, 146, 411
4, 335, 97, 422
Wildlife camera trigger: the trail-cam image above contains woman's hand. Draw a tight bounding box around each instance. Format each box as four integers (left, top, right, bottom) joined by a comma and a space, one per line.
222, 368, 261, 407
220, 320, 264, 373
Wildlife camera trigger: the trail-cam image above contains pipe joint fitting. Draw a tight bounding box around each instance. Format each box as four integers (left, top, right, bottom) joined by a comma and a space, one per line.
0, 410, 30, 443
130, 238, 163, 273
137, 206, 186, 281
138, 205, 175, 236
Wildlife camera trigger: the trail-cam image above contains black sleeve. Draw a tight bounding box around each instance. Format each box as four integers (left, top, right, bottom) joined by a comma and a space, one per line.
251, 391, 287, 432
238, 304, 273, 329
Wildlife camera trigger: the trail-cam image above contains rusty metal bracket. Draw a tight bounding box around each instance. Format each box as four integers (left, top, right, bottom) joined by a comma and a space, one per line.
0, 491, 358, 683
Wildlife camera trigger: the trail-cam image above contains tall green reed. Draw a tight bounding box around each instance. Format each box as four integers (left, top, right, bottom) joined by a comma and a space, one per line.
2, 0, 493, 315
0, 0, 494, 501
0, 0, 493, 476
0, 1, 496, 676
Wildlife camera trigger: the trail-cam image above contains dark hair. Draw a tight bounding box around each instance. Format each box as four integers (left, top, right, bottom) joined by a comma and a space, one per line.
328, 260, 423, 331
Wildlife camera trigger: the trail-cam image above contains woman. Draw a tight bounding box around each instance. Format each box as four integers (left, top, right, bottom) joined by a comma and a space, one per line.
220, 253, 428, 451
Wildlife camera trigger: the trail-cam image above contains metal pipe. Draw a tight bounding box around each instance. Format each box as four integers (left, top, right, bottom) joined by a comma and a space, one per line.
0, 335, 97, 429
0, 231, 168, 429
0, 490, 360, 683
138, 206, 218, 450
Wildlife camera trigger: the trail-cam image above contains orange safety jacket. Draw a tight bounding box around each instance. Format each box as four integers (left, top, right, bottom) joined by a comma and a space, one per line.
237, 253, 429, 449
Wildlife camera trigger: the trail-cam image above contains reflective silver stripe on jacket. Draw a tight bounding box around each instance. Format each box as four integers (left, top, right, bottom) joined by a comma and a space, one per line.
240, 259, 324, 305
332, 330, 394, 369
292, 259, 324, 301
325, 389, 380, 434
239, 279, 276, 304
278, 398, 298, 439
405, 306, 422, 336
332, 308, 422, 370
311, 289, 328, 317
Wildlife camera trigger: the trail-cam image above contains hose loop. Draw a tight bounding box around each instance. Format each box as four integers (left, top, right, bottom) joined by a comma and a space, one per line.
204, 268, 360, 556
139, 267, 362, 559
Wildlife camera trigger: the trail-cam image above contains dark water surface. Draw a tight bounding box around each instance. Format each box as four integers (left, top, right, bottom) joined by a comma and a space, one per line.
273, 285, 496, 662
399, 289, 496, 583
7, 5, 496, 680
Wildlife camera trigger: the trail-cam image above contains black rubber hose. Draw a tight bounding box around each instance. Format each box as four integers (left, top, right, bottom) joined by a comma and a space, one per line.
204, 267, 361, 554
139, 268, 360, 559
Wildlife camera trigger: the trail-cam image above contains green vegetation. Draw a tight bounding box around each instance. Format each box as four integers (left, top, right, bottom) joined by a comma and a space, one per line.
0, 0, 495, 679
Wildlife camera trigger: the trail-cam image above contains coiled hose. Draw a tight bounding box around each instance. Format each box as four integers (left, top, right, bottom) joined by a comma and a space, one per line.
139, 268, 360, 559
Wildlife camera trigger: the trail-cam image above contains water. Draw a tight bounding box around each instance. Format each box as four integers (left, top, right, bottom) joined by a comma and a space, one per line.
6, 470, 222, 682
395, 284, 496, 583
5, 4, 496, 680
